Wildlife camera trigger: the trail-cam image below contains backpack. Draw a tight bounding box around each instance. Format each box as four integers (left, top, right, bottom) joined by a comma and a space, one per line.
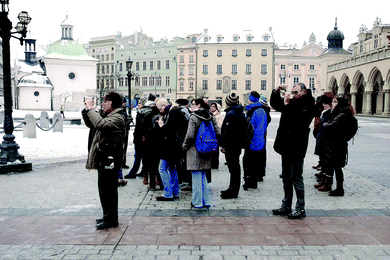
195, 120, 218, 154
344, 115, 358, 141
243, 118, 254, 148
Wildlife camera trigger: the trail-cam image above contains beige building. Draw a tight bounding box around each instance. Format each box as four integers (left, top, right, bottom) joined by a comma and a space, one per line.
195, 29, 275, 107
274, 33, 325, 97
327, 17, 390, 116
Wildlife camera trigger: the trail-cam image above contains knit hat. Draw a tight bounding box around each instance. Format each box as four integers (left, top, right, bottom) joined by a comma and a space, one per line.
139, 97, 147, 105
225, 93, 239, 106
259, 95, 267, 106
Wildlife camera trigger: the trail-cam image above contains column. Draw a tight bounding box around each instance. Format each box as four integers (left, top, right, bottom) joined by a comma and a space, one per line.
350, 92, 357, 114
383, 90, 390, 117
364, 91, 372, 115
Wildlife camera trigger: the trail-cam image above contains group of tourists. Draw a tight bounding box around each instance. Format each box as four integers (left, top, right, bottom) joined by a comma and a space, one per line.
82, 82, 357, 229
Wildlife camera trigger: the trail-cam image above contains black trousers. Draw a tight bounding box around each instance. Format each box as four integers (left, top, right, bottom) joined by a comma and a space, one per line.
243, 149, 266, 187
281, 155, 305, 211
225, 148, 242, 195
98, 168, 118, 225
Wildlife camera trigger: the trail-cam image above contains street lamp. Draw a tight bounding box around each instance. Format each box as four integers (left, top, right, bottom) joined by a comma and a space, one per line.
0, 0, 32, 173
126, 58, 136, 122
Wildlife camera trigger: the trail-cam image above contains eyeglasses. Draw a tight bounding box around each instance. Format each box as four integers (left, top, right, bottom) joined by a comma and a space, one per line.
191, 103, 197, 106
291, 91, 298, 95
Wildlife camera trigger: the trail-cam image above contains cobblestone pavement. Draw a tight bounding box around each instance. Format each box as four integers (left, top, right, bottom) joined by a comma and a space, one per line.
0, 114, 390, 259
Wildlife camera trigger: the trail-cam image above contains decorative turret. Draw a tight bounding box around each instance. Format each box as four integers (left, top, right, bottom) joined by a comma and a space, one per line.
327, 17, 344, 49
24, 37, 37, 65
61, 14, 74, 40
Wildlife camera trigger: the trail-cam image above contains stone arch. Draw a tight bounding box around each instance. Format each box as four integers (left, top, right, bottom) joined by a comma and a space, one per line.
329, 76, 338, 96
352, 71, 365, 114
368, 67, 384, 114
339, 73, 352, 100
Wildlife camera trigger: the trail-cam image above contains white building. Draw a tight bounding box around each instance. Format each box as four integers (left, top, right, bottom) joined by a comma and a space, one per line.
42, 15, 98, 111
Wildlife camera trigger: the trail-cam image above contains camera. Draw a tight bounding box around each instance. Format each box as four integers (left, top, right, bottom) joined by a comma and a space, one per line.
83, 96, 95, 102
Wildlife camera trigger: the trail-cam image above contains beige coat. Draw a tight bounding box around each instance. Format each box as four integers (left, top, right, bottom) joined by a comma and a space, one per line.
182, 109, 220, 171
85, 108, 125, 170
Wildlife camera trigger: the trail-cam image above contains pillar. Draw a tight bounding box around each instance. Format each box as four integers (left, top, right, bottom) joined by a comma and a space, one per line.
383, 90, 390, 117
364, 91, 372, 115
351, 92, 357, 114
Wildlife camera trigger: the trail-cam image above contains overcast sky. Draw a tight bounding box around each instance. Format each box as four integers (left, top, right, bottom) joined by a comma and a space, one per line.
7, 0, 389, 59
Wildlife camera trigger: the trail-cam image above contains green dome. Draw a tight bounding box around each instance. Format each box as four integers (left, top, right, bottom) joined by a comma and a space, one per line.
46, 39, 87, 57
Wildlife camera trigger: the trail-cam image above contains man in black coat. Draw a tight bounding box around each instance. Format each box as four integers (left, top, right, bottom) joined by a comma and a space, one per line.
220, 93, 247, 199
270, 83, 315, 219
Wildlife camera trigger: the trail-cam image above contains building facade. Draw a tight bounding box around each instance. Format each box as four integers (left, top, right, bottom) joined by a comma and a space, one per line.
274, 34, 325, 97
196, 29, 274, 107
327, 17, 390, 116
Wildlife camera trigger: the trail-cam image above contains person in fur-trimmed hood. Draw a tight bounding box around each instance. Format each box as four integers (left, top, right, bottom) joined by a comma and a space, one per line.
183, 98, 220, 208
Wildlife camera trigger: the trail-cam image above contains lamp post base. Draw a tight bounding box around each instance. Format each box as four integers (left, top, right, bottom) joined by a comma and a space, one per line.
0, 135, 32, 174
0, 162, 32, 174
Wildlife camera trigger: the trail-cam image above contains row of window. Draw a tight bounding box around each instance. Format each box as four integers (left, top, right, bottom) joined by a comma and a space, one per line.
280, 64, 316, 70
279, 77, 316, 89
93, 53, 115, 62
202, 49, 268, 58
199, 79, 267, 91
201, 64, 268, 75
134, 60, 170, 71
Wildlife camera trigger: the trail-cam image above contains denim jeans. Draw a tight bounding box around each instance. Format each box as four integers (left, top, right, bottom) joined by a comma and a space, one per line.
159, 159, 179, 198
281, 155, 305, 211
191, 170, 212, 208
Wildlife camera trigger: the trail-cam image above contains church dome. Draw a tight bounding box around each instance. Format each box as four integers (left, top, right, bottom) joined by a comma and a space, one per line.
327, 27, 344, 40
46, 39, 87, 57
18, 73, 54, 88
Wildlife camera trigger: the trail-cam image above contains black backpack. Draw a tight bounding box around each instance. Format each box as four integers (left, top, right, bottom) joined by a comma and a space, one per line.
344, 115, 358, 141
242, 118, 254, 148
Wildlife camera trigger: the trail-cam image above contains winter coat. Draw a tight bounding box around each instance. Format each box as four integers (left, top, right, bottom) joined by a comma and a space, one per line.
220, 105, 248, 150
314, 108, 332, 156
140, 106, 161, 155
245, 102, 268, 152
133, 106, 152, 145
84, 108, 125, 170
270, 90, 316, 158
160, 106, 189, 161
212, 103, 225, 130
182, 108, 220, 171
320, 105, 353, 168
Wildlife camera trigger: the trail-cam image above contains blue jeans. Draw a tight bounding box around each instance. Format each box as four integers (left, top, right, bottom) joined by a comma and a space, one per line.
192, 170, 212, 208
159, 159, 179, 198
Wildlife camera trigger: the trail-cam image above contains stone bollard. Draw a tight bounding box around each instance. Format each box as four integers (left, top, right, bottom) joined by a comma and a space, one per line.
23, 114, 36, 138
39, 111, 50, 129
53, 112, 63, 133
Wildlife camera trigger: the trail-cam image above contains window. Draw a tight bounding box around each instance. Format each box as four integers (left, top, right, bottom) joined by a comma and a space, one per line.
143, 62, 147, 70
142, 77, 148, 87
106, 54, 109, 61
247, 36, 253, 41
149, 76, 154, 86
165, 60, 170, 70
150, 61, 154, 70
246, 49, 252, 57
281, 64, 286, 70
111, 54, 114, 60
246, 64, 251, 74
189, 55, 194, 63
179, 81, 184, 91
189, 81, 194, 91
217, 50, 222, 57
202, 80, 208, 90
97, 65, 100, 74
216, 80, 222, 90
261, 80, 267, 90
293, 77, 299, 84
111, 65, 114, 73
102, 65, 105, 74
157, 60, 161, 70
217, 36, 223, 42
233, 36, 239, 42
101, 55, 104, 61
217, 65, 222, 75
232, 49, 237, 57
374, 35, 379, 49
232, 80, 237, 90
261, 64, 267, 75
179, 55, 184, 63
245, 80, 251, 90
309, 77, 315, 91
166, 76, 170, 86
118, 77, 123, 87
136, 62, 140, 71
261, 49, 267, 56
119, 63, 123, 72
135, 77, 140, 87
156, 76, 162, 86
107, 65, 110, 74
204, 37, 209, 43
310, 64, 315, 70
264, 35, 269, 41
203, 65, 208, 74
179, 66, 184, 76
203, 50, 208, 57
167, 88, 172, 94
68, 72, 75, 80
189, 66, 194, 75
294, 64, 300, 70
280, 77, 286, 84
232, 65, 237, 75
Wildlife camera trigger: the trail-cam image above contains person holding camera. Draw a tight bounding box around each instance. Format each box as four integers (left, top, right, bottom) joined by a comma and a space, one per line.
82, 92, 126, 230
270, 83, 316, 219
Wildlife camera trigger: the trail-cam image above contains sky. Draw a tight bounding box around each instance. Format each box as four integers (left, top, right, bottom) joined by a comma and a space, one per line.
6, 0, 390, 60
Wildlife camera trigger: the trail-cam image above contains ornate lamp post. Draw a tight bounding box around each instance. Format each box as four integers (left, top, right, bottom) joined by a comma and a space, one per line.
0, 0, 32, 173
126, 58, 136, 122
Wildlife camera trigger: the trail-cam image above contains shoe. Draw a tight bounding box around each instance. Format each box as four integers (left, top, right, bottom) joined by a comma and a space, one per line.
220, 192, 238, 199
221, 188, 233, 195
118, 179, 128, 186
272, 207, 292, 215
96, 218, 104, 224
328, 189, 344, 196
288, 210, 306, 219
124, 174, 136, 179
315, 172, 325, 178
258, 177, 264, 182
243, 183, 257, 191
96, 222, 119, 230
156, 196, 174, 201
122, 164, 130, 169
143, 177, 149, 185
147, 186, 156, 191
181, 186, 192, 191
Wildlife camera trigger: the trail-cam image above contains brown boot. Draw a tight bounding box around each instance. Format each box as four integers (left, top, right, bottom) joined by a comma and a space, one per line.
314, 176, 325, 188
318, 177, 333, 192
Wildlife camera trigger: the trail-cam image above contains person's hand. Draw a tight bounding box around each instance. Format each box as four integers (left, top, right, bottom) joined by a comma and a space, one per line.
277, 85, 287, 92
84, 98, 95, 110
157, 117, 164, 127
284, 93, 291, 105
220, 148, 226, 154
